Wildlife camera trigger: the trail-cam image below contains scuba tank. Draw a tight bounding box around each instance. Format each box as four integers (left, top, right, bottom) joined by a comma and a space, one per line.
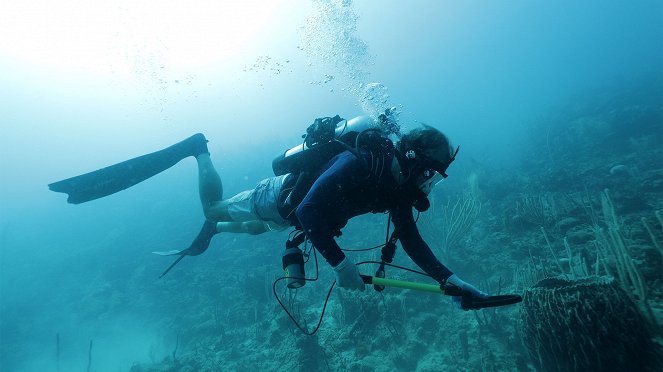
273, 110, 401, 220
272, 115, 380, 176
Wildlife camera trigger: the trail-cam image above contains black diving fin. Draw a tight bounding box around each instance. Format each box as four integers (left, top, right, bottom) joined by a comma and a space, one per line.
48, 133, 208, 204
156, 255, 187, 279
153, 220, 218, 278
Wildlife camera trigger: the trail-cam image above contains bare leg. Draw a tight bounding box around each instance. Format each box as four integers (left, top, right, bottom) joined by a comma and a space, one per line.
216, 221, 269, 235
196, 154, 233, 221
195, 152, 271, 234
157, 139, 270, 268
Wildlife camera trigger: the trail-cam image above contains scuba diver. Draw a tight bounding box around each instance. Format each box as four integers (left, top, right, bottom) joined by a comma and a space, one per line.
49, 112, 495, 310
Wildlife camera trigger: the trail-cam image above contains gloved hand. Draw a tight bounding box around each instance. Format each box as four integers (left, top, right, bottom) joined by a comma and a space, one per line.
447, 274, 489, 310
333, 257, 365, 291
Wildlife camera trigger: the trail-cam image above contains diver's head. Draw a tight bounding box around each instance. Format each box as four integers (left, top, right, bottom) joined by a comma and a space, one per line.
396, 124, 458, 195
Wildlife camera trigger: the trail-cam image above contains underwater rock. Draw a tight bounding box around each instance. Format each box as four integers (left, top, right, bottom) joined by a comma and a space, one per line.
555, 217, 582, 235
564, 227, 593, 245
416, 352, 450, 372
519, 276, 661, 372
640, 170, 663, 193
609, 164, 629, 176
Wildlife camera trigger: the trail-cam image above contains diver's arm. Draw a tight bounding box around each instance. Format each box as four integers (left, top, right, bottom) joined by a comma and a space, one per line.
391, 202, 453, 283
295, 152, 362, 267
392, 204, 489, 308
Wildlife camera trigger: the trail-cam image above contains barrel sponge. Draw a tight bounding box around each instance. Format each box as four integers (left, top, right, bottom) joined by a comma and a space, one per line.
519, 276, 661, 372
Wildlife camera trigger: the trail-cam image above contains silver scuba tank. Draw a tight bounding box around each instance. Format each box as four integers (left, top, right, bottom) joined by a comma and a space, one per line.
272, 115, 379, 176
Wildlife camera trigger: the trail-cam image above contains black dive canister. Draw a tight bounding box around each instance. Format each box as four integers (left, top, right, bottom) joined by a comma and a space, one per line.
282, 247, 306, 289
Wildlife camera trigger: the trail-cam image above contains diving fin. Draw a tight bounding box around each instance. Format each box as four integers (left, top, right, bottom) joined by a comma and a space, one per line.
158, 255, 186, 279
154, 220, 218, 278
152, 249, 185, 256
48, 133, 209, 204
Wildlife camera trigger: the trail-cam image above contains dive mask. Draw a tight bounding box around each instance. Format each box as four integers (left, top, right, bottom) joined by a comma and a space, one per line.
415, 145, 460, 194
416, 169, 444, 195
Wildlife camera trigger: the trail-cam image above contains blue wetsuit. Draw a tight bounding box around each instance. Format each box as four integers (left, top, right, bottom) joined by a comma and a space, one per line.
295, 150, 453, 284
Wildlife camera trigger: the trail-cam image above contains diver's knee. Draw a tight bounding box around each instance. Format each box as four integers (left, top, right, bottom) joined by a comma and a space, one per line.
203, 207, 218, 221
205, 201, 232, 221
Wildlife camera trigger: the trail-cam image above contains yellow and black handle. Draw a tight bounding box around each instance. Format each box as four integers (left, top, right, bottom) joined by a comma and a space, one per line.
360, 275, 522, 310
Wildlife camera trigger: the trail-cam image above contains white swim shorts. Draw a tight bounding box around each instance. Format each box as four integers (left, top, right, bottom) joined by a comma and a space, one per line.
225, 174, 292, 231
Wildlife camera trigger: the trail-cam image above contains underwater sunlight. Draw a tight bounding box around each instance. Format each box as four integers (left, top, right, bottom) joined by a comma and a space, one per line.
1, 0, 662, 371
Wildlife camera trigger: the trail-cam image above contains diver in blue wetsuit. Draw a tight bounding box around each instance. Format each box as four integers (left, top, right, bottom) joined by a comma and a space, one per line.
48, 115, 488, 309
292, 123, 488, 308
296, 148, 455, 290
194, 119, 488, 308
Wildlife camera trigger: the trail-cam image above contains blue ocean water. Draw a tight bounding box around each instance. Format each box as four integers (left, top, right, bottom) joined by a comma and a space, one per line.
1, 1, 661, 371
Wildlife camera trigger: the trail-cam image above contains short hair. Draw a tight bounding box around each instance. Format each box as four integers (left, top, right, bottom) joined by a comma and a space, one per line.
398, 124, 453, 163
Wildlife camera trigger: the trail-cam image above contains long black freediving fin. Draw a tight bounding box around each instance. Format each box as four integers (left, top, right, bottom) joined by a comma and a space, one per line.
48, 133, 208, 204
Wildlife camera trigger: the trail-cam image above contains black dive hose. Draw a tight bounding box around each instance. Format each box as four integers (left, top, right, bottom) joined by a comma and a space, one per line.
272, 242, 332, 336
272, 254, 432, 336
273, 256, 524, 335
271, 215, 521, 335
272, 217, 420, 336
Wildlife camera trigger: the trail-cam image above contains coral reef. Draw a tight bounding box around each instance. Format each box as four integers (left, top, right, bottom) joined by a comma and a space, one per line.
99, 80, 663, 371
520, 276, 660, 371
5, 79, 661, 372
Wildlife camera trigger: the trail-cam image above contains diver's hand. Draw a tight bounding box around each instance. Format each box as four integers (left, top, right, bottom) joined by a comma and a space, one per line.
333, 257, 365, 291
447, 274, 489, 310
